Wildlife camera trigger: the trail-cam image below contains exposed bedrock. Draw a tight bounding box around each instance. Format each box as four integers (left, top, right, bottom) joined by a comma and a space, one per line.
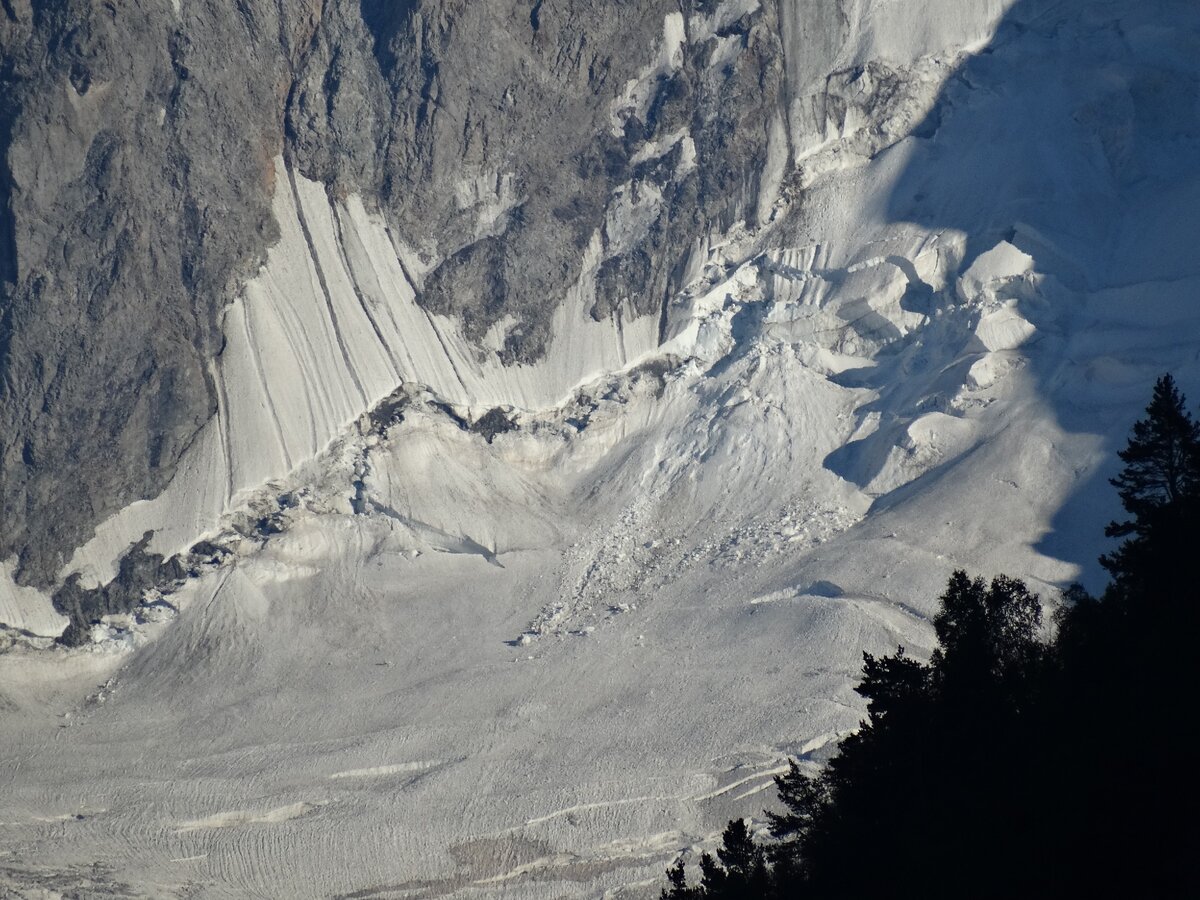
0, 0, 999, 595
0, 0, 292, 586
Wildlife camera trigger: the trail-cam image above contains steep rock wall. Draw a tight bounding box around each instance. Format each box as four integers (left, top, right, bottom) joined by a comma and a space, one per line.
0, 0, 1006, 602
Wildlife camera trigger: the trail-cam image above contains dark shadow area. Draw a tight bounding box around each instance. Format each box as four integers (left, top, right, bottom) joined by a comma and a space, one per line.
358, 0, 421, 74
854, 0, 1200, 588
823, 339, 984, 492
704, 297, 770, 379
0, 31, 20, 389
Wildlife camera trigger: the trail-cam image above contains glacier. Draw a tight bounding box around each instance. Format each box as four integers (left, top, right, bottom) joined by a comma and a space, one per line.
2, 0, 1200, 896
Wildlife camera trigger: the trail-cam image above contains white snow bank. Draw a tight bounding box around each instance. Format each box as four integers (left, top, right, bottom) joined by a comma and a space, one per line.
957, 240, 1035, 302
0, 559, 67, 639
974, 306, 1037, 352
5, 3, 1200, 894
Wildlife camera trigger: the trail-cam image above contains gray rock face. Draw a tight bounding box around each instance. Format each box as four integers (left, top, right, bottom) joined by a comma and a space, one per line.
1, 0, 291, 586
286, 0, 788, 356
0, 0, 833, 616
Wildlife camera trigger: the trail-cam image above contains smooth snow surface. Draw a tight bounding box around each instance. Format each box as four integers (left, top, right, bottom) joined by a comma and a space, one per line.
4, 0, 1200, 896
0, 560, 67, 642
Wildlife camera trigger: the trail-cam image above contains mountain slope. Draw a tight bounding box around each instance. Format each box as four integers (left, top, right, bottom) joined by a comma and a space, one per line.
1, 0, 1199, 896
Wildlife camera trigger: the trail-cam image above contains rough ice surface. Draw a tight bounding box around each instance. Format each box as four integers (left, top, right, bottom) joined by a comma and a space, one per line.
3, 0, 1200, 896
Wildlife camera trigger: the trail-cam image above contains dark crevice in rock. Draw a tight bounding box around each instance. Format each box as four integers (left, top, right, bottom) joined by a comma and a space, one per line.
471, 407, 517, 444
358, 0, 420, 74
367, 388, 410, 432
430, 400, 469, 432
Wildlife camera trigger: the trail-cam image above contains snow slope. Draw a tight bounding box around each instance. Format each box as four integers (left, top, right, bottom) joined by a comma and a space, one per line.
51, 164, 662, 597
2, 0, 1200, 895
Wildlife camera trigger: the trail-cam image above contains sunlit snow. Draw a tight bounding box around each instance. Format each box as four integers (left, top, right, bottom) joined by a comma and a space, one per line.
2, 0, 1199, 895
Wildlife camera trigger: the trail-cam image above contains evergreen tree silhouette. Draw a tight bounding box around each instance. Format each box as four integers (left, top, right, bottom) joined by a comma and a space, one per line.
662, 820, 769, 900
1107, 374, 1200, 524
1101, 373, 1200, 592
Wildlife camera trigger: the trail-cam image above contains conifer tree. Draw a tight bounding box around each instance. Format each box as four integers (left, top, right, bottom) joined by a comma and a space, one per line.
661, 820, 770, 900
1101, 373, 1200, 589
1106, 374, 1200, 528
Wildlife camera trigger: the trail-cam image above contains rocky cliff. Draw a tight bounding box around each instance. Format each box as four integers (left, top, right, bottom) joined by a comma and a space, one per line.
2, 0, 810, 592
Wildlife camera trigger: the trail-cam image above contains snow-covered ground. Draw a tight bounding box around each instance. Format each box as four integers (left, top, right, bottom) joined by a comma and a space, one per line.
2, 0, 1199, 895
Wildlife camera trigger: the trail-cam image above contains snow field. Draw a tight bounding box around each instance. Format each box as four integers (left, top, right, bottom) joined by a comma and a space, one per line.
3, 0, 1200, 895
5, 212, 1195, 893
